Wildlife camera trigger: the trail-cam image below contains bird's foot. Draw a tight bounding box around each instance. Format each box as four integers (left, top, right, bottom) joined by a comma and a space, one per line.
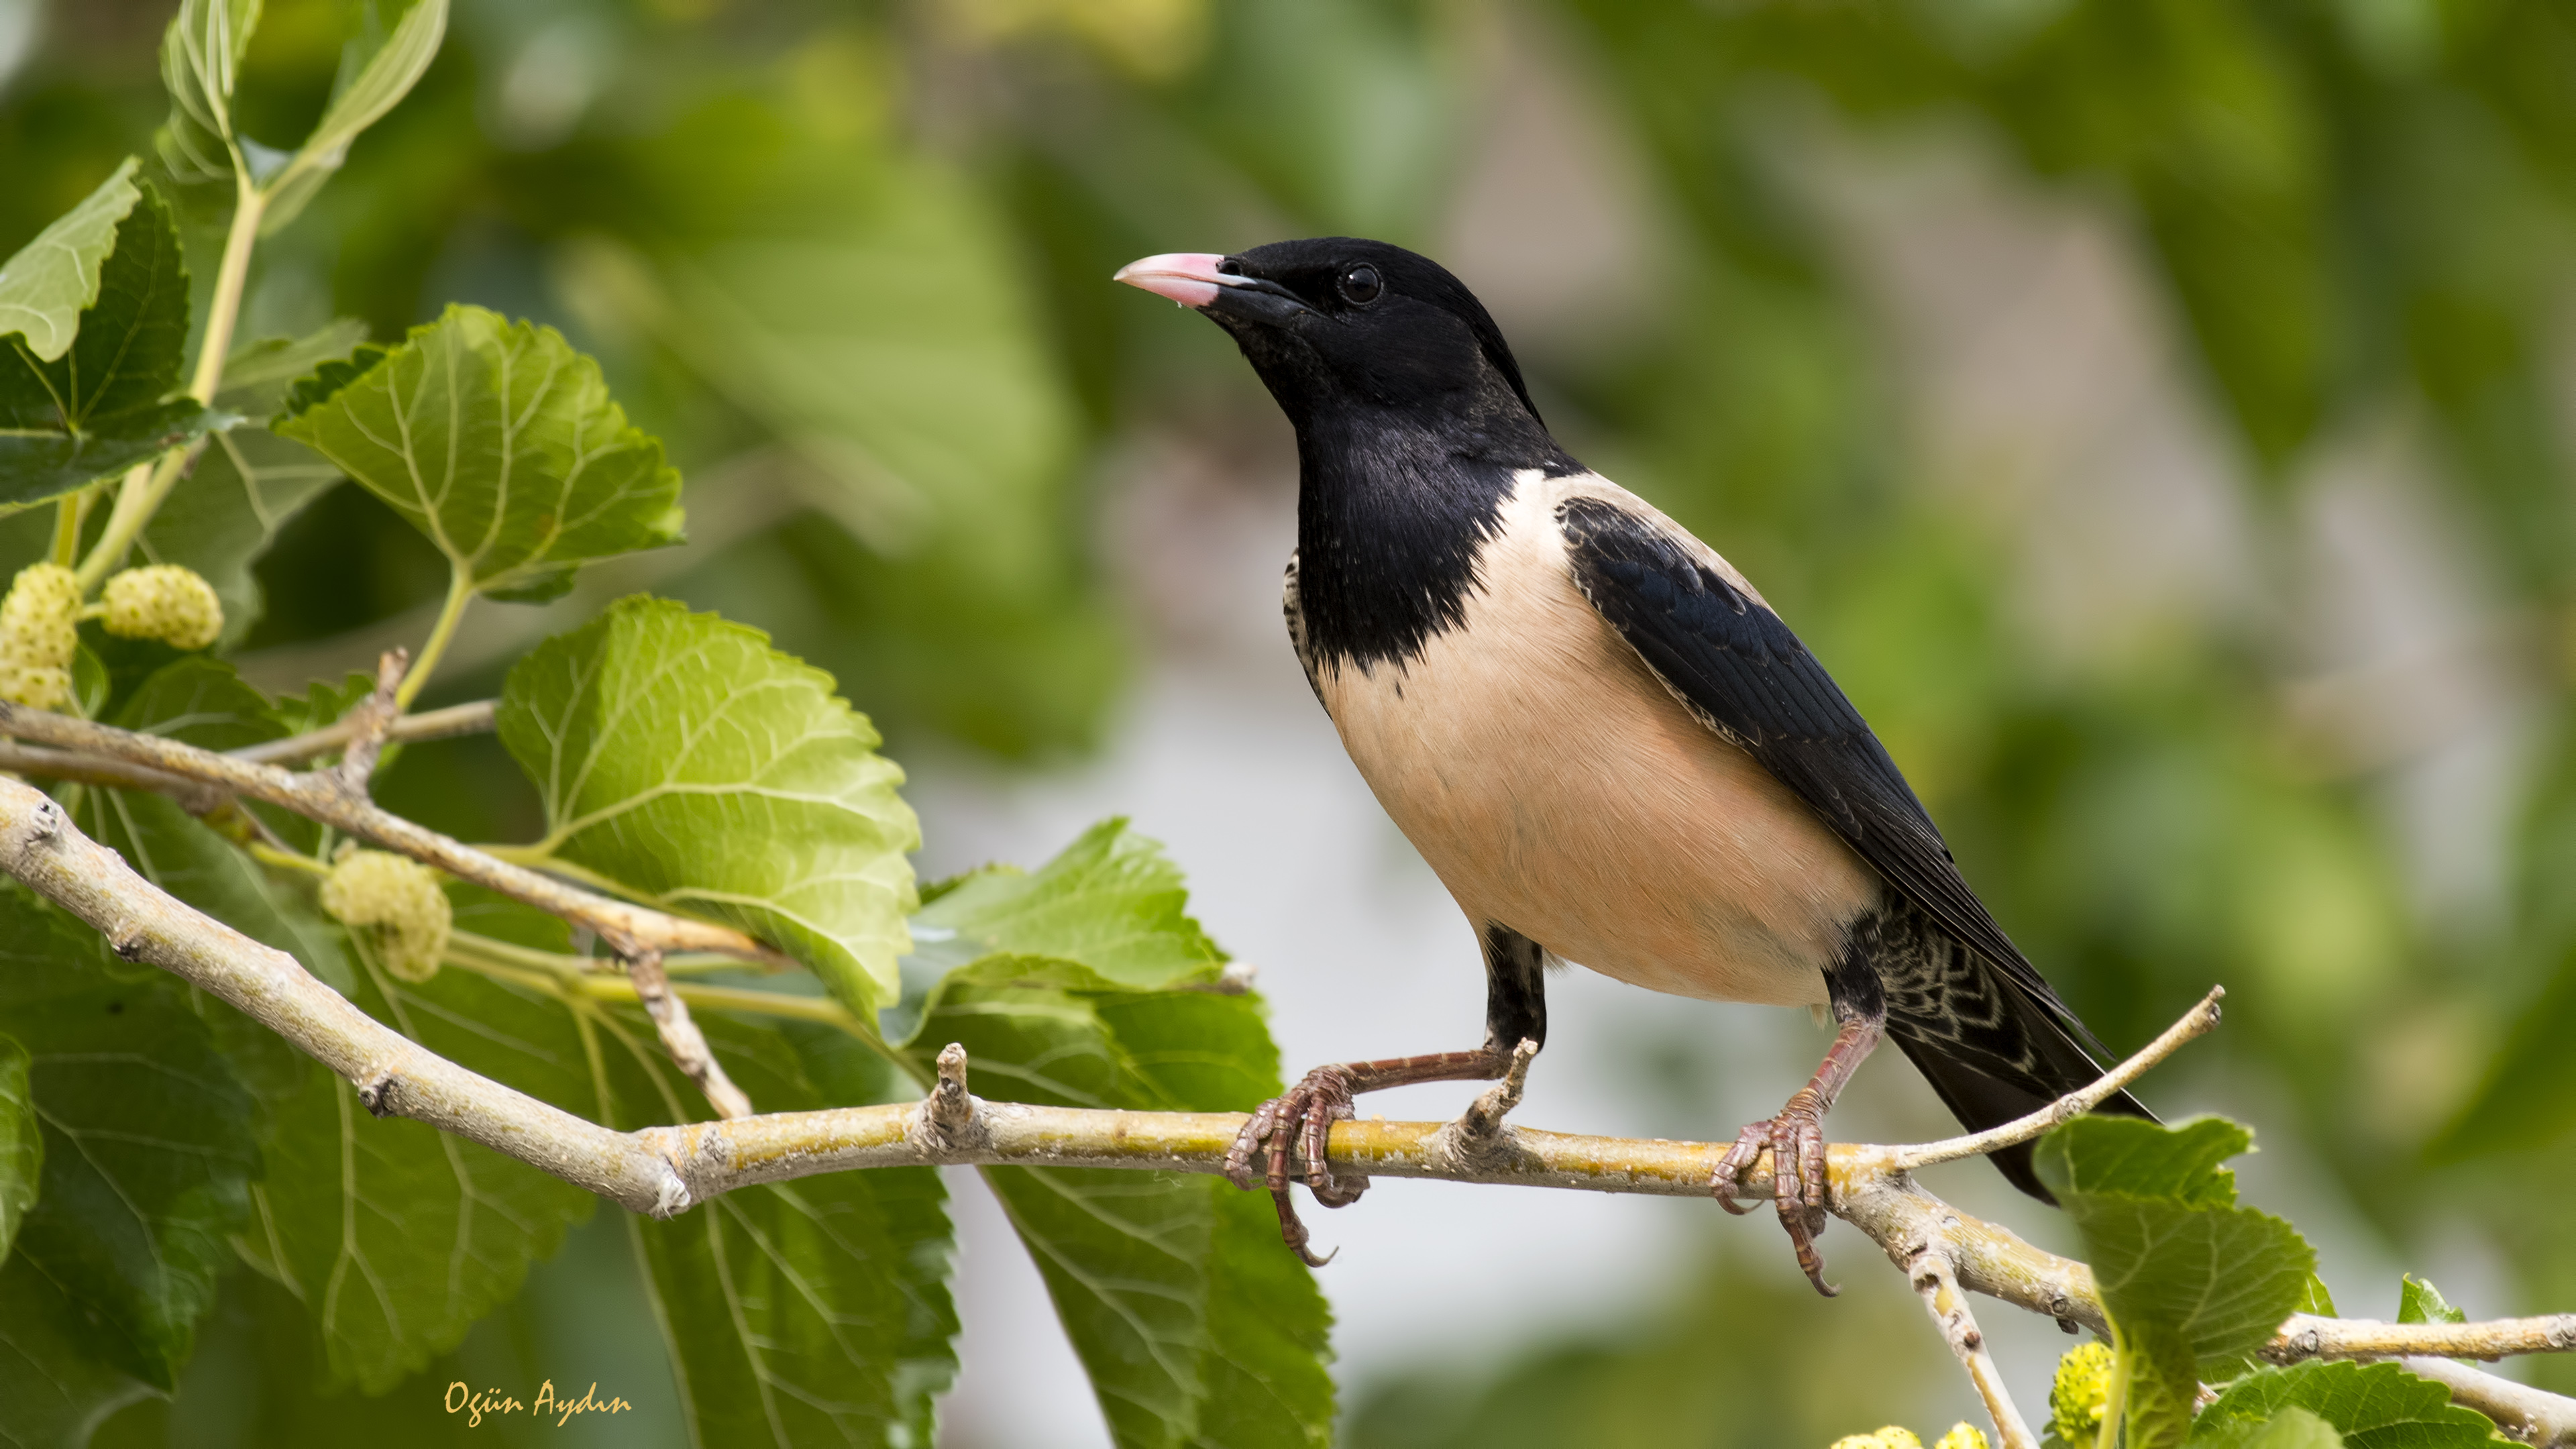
1228, 1064, 1368, 1267
1452, 1037, 1540, 1143
1711, 1087, 1837, 1297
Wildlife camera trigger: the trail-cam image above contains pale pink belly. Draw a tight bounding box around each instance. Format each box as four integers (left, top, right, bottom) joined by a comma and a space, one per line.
1314, 500, 1878, 1008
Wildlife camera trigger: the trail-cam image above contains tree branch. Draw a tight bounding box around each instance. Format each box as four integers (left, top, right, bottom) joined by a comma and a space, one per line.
1887, 985, 2226, 1170
0, 776, 692, 1216
2265, 1314, 2576, 1364
0, 702, 783, 965
2399, 1357, 2576, 1448
327, 650, 409, 792
2, 773, 2567, 1446
625, 949, 754, 1120
1907, 1235, 2038, 1449
0, 741, 221, 809
227, 697, 498, 767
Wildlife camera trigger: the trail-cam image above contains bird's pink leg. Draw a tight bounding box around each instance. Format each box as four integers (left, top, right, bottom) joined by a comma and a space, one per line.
1228, 1046, 1516, 1267
1711, 1010, 1886, 1296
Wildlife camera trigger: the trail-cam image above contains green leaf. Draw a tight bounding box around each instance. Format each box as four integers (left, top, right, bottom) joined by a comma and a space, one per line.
157, 0, 260, 183
2038, 1116, 2317, 1449
2197, 1406, 2347, 1449
0, 158, 144, 362
135, 325, 364, 645
0, 1254, 156, 1446
2034, 1114, 2253, 1208
2036, 1117, 2313, 1372
0, 890, 258, 1392
586, 1006, 958, 1448
445, 879, 575, 955
2196, 1362, 2503, 1448
2118, 1319, 2205, 1449
263, 669, 374, 739
260, 0, 450, 232
70, 642, 109, 720
2397, 1276, 2466, 1328
272, 304, 683, 598
0, 182, 222, 507
0, 894, 161, 1440
496, 596, 918, 1012
250, 957, 597, 1391
919, 949, 1334, 1449
0, 1034, 36, 1264
2072, 1186, 2313, 1373
916, 818, 1228, 991
2299, 1274, 2339, 1318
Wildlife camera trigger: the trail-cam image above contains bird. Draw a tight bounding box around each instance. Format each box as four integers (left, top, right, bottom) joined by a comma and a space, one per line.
1113, 237, 2149, 1291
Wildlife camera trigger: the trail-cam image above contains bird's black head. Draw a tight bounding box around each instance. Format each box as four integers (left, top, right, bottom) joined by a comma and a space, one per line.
1118, 237, 1552, 451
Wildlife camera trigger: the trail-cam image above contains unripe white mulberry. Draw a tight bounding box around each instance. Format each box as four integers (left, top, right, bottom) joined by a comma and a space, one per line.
2051, 1340, 2114, 1447
1829, 1430, 1921, 1449
102, 565, 223, 651
0, 561, 80, 702
320, 849, 451, 983
1933, 1425, 1990, 1449
0, 659, 69, 710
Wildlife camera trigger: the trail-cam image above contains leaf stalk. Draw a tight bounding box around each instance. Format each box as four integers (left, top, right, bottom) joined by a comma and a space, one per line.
76, 173, 268, 592
396, 566, 474, 709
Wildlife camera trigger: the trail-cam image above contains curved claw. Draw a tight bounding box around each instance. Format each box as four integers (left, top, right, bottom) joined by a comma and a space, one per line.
1710, 1090, 1839, 1296
1710, 1124, 1767, 1216
1229, 1065, 1366, 1266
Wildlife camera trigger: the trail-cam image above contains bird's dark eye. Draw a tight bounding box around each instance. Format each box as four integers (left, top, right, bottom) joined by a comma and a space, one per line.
1338, 264, 1382, 305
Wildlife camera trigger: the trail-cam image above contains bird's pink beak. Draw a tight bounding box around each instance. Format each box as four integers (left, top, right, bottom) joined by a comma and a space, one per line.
1114, 252, 1232, 309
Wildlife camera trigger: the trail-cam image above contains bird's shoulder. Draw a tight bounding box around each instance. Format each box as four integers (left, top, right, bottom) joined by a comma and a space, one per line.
1517, 473, 1778, 619
1544, 473, 2064, 998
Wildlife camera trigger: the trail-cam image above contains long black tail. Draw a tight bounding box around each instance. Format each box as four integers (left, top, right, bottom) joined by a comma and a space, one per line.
1875, 928, 2153, 1202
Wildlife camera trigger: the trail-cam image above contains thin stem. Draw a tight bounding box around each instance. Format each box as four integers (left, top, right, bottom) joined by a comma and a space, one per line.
396, 568, 474, 710
50, 486, 95, 568
468, 845, 632, 899
248, 841, 329, 877
73, 456, 175, 592
443, 932, 913, 1079
76, 175, 268, 592
187, 171, 264, 405
229, 698, 498, 767
2098, 1330, 2129, 1449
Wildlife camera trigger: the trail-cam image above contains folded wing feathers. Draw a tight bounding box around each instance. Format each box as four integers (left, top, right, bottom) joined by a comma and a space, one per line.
1555, 494, 2118, 1063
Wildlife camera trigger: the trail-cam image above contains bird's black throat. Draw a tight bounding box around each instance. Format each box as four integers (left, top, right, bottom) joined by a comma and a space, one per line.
1291, 404, 1580, 675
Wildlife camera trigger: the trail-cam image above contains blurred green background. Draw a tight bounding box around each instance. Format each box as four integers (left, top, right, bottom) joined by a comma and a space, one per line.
7, 0, 2575, 1444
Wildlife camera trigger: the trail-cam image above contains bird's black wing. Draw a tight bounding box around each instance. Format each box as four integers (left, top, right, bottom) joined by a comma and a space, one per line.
1554, 494, 2110, 1059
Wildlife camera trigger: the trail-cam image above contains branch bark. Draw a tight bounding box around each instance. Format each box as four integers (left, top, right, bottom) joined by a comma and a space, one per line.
625, 949, 753, 1120
2265, 1314, 2576, 1364
228, 697, 498, 767
0, 741, 219, 808
2399, 1357, 2576, 1448
1907, 1236, 2038, 1449
0, 702, 782, 965
1, 773, 2567, 1445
